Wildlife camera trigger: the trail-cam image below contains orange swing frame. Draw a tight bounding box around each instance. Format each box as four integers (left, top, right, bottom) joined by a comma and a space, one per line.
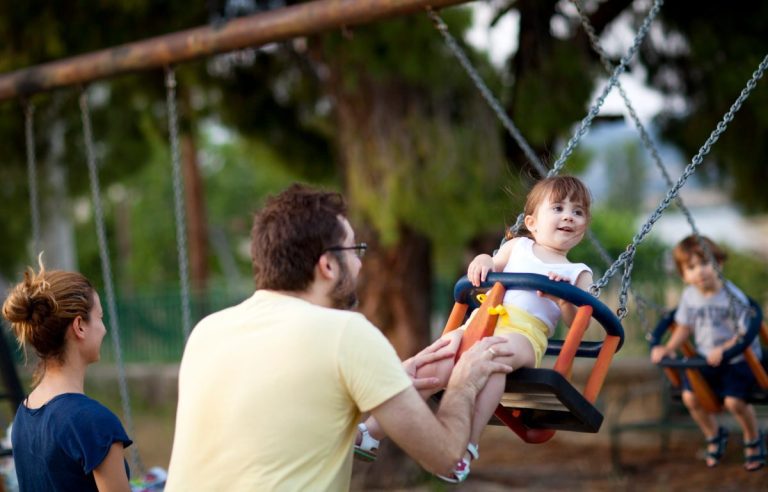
441, 281, 621, 443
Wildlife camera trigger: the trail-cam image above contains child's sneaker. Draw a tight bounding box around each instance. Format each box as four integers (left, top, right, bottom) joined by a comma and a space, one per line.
353, 423, 379, 462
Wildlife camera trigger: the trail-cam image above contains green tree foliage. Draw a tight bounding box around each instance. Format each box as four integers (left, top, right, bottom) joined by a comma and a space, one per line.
317, 11, 513, 276
0, 1, 212, 278
641, 0, 768, 212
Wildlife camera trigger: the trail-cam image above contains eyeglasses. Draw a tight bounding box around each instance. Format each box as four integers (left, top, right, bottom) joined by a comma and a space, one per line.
325, 242, 368, 259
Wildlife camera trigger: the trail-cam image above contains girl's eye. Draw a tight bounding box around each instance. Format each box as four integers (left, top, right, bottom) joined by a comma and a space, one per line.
574, 209, 584, 216
553, 205, 563, 212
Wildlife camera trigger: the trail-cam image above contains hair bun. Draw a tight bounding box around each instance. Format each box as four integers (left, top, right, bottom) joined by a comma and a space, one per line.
27, 294, 55, 325
1, 286, 54, 327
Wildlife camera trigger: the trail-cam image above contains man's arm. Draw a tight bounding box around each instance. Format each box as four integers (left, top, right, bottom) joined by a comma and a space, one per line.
370, 337, 514, 475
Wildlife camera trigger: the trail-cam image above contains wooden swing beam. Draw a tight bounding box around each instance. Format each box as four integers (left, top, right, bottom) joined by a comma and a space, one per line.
0, 0, 470, 102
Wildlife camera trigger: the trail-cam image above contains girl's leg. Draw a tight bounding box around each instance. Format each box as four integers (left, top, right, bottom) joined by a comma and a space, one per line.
413, 329, 463, 400
434, 332, 535, 483
468, 332, 536, 447
363, 329, 463, 441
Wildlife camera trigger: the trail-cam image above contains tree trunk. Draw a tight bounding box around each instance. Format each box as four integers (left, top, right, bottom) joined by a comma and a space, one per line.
328, 67, 434, 489
180, 132, 209, 293
356, 226, 432, 358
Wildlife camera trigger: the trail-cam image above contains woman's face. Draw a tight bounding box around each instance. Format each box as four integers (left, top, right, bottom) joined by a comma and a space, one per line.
82, 292, 107, 363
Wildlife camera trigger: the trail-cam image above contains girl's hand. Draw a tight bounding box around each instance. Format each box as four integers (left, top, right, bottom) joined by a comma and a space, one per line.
536, 272, 571, 303
467, 254, 495, 287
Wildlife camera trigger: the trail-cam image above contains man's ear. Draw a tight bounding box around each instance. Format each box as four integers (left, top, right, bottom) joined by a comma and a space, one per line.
316, 252, 336, 281
71, 316, 87, 340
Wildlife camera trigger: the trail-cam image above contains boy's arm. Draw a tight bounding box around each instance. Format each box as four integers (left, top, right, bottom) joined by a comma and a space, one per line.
650, 323, 692, 364
706, 335, 739, 367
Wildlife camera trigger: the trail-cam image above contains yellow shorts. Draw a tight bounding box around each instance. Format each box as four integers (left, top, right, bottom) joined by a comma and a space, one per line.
463, 303, 549, 367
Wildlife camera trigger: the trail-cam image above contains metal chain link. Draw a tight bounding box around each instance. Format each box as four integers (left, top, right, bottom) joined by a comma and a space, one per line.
429, 1, 661, 309
165, 67, 193, 342
78, 89, 144, 476
426, 8, 548, 177
572, 0, 747, 324
431, 0, 660, 238
549, 0, 664, 176
594, 53, 768, 292
23, 101, 42, 258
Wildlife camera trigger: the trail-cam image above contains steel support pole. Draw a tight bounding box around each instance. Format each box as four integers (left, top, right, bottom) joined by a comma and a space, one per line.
0, 0, 470, 101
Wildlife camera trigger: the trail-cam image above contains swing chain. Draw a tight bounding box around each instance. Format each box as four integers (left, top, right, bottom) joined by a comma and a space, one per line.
23, 100, 42, 258
634, 292, 650, 338
549, 0, 664, 177
588, 283, 601, 298
493, 0, 662, 238
573, 0, 747, 324
595, 52, 768, 290
165, 66, 193, 342
616, 248, 636, 320
426, 8, 547, 176
79, 89, 144, 476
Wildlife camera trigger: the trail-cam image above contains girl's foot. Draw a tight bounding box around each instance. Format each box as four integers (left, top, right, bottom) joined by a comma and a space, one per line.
354, 422, 379, 462
436, 443, 479, 483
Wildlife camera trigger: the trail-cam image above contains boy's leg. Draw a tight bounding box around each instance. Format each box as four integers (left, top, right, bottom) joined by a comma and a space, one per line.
724, 397, 758, 442
681, 389, 723, 467
722, 361, 764, 470
681, 389, 719, 436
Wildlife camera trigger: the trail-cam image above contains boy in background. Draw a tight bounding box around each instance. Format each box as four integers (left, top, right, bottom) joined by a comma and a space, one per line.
651, 235, 764, 471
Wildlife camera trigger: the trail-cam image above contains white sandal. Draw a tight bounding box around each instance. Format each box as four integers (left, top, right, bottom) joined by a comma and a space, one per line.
437, 442, 479, 483
354, 422, 380, 462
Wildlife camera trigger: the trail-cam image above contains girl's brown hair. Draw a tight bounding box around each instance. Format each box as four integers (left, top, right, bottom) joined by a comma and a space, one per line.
506, 175, 592, 240
2, 256, 94, 370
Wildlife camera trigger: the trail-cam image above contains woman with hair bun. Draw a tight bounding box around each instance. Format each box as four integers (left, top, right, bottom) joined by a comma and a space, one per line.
2, 257, 132, 491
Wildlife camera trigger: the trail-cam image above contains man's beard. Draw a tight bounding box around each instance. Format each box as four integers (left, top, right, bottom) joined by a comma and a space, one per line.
330, 257, 358, 310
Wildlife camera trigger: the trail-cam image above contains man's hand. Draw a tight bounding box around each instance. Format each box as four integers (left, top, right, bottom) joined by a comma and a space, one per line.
403, 338, 456, 391
447, 337, 515, 396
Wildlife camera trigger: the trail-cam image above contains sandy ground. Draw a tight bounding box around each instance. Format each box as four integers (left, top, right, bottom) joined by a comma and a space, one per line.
353, 425, 767, 491
70, 361, 768, 491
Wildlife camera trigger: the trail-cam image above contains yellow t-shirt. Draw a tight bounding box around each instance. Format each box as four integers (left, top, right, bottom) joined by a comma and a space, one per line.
165, 290, 412, 492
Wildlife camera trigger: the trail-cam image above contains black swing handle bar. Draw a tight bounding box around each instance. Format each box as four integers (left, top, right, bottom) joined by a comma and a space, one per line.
453, 272, 625, 357
650, 297, 763, 368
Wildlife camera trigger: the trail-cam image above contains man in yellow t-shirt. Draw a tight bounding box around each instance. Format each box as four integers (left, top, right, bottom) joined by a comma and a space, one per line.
165, 183, 513, 491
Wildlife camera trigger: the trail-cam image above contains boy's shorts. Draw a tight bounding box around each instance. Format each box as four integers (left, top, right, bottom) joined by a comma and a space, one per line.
680, 360, 757, 400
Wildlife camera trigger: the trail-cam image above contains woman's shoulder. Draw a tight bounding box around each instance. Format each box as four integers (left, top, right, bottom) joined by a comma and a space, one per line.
48, 393, 121, 423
